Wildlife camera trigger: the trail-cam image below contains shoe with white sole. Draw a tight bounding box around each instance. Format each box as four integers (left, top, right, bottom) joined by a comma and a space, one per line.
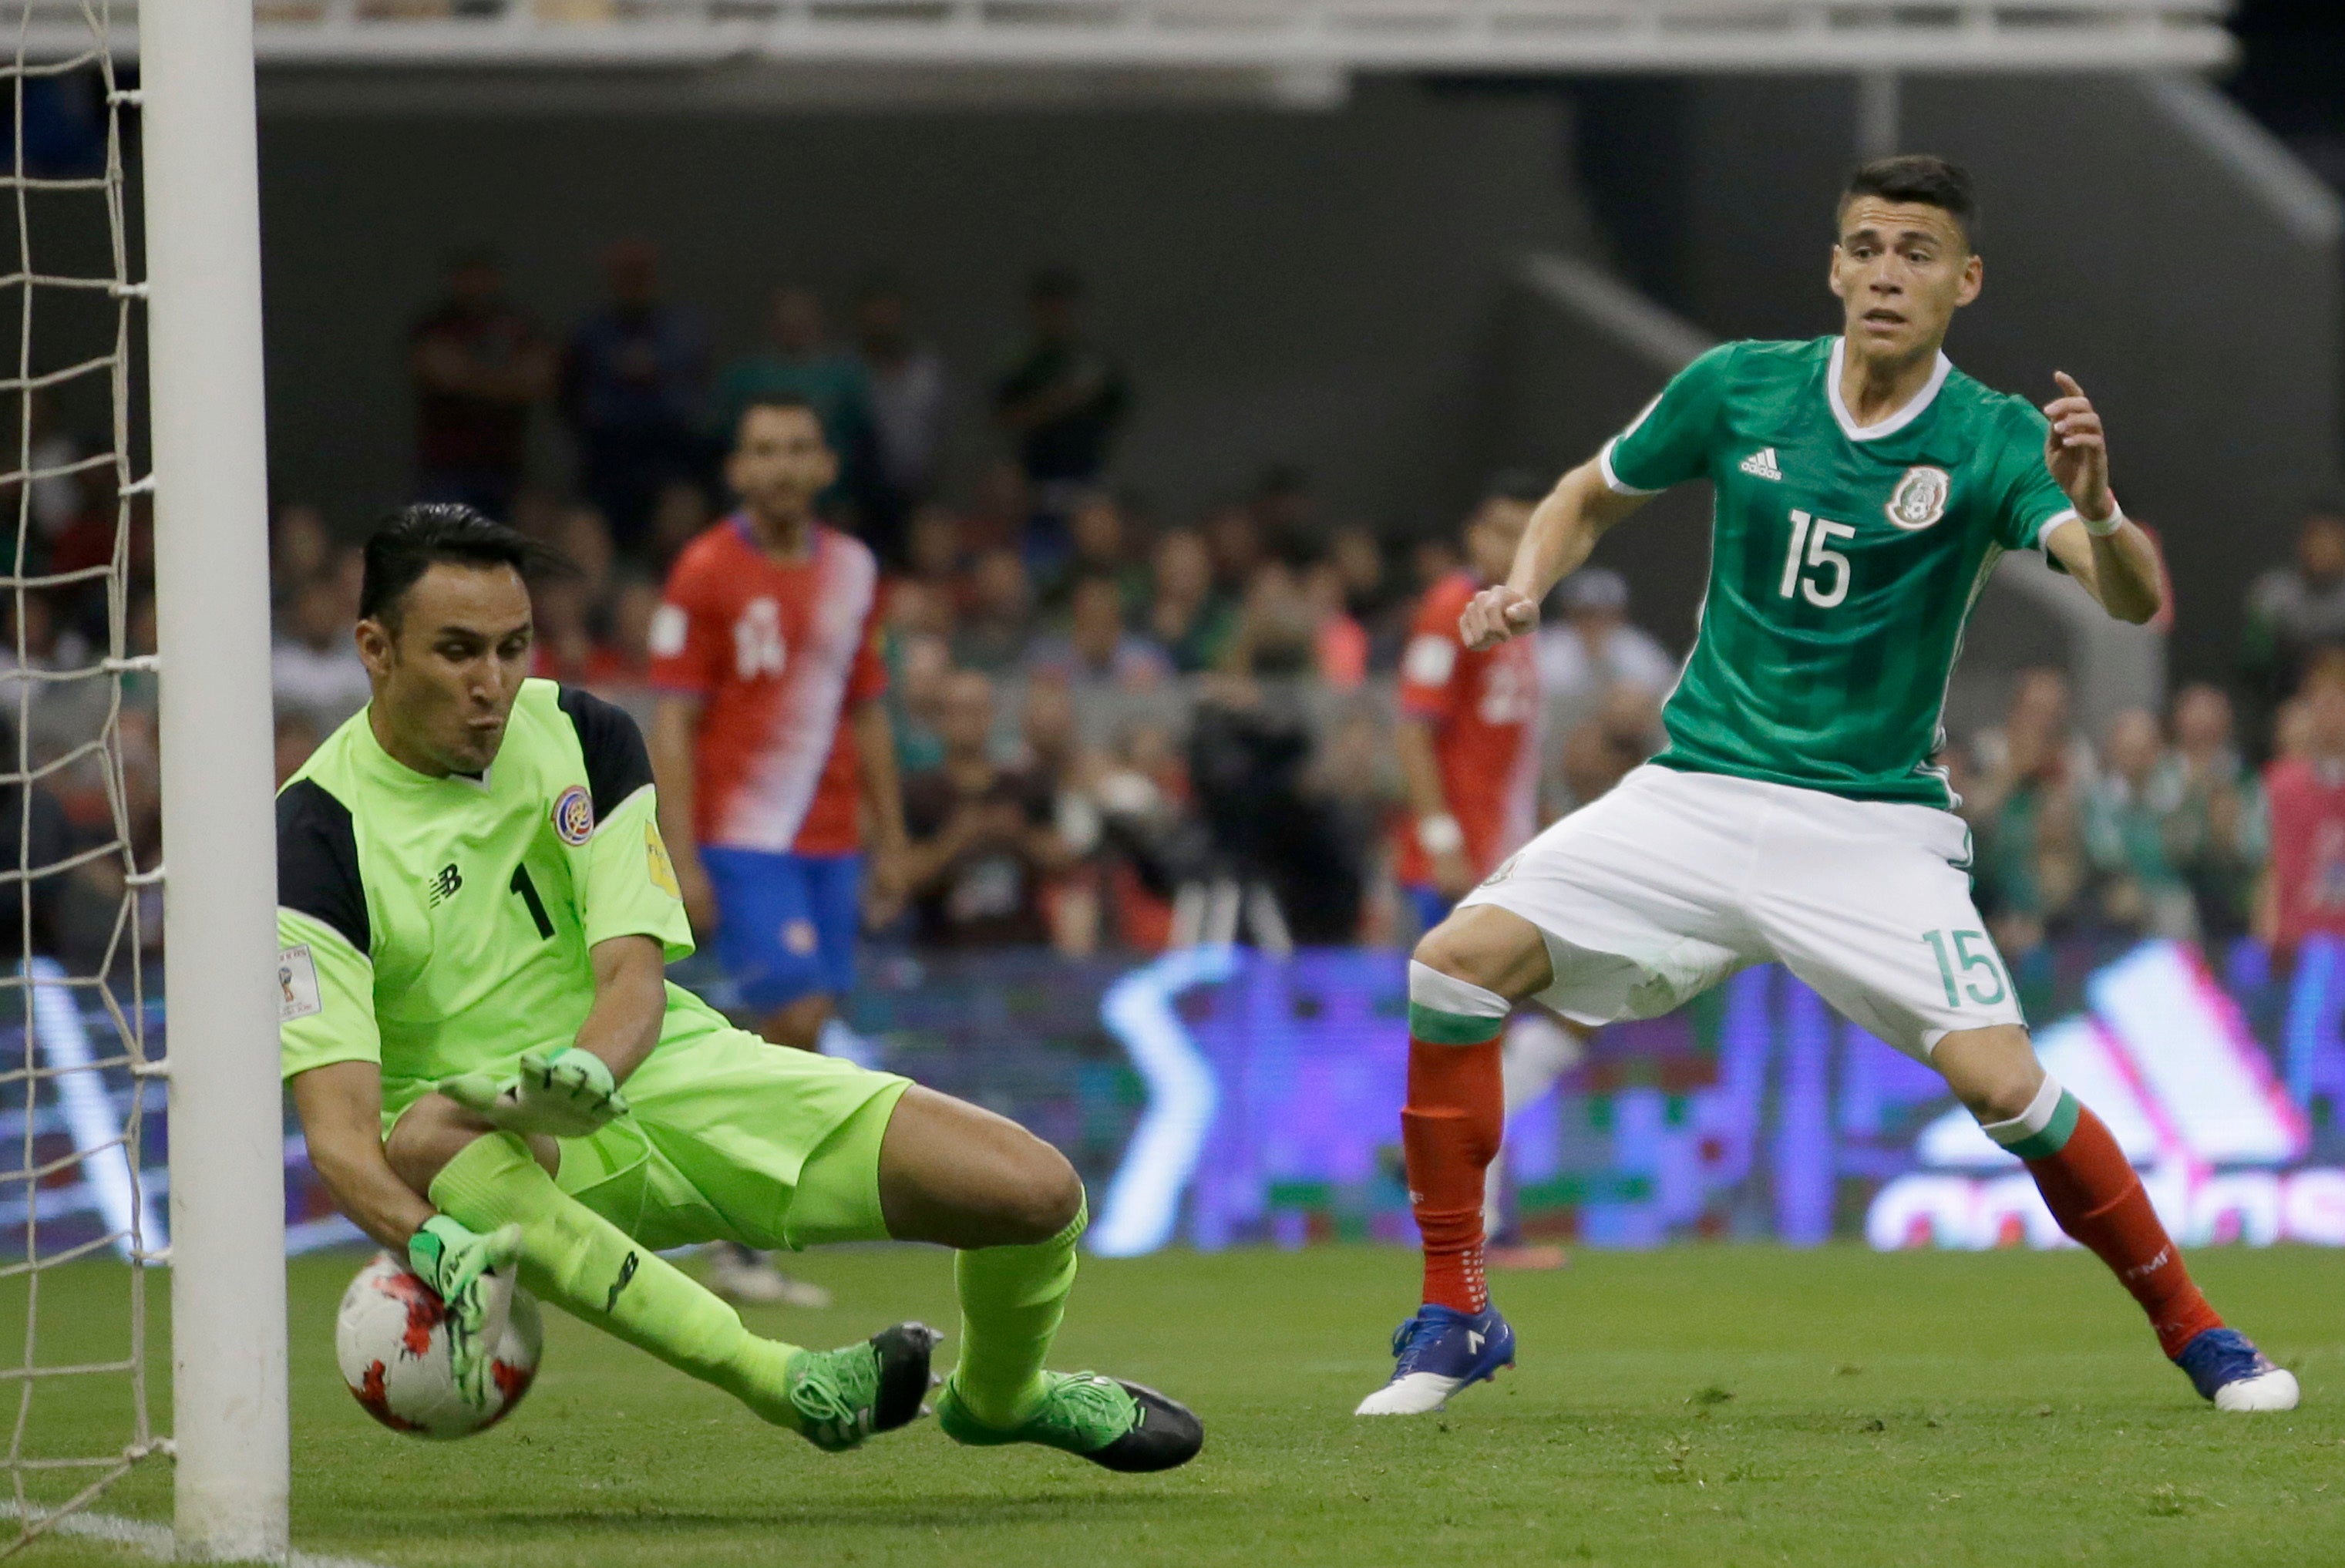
1353, 1304, 1514, 1416
2174, 1326, 2300, 1412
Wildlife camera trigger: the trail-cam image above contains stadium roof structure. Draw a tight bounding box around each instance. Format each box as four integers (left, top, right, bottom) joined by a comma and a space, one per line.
29, 1, 2236, 78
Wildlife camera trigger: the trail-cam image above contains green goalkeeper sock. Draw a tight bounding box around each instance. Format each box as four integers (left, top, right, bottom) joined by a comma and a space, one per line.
429, 1132, 806, 1429
950, 1196, 1086, 1429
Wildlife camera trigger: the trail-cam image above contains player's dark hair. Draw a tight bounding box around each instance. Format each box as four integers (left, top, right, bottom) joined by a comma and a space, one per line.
358, 503, 565, 628
1482, 468, 1551, 506
1841, 155, 1980, 247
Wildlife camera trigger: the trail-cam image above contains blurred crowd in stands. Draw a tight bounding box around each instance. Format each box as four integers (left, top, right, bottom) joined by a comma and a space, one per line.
196, 251, 2345, 977
11, 247, 2345, 988
0, 390, 163, 976
1958, 497, 2345, 979
298, 245, 1688, 957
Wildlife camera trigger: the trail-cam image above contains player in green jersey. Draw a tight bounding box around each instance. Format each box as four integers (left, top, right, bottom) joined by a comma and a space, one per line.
1358, 155, 2296, 1418
279, 504, 1201, 1471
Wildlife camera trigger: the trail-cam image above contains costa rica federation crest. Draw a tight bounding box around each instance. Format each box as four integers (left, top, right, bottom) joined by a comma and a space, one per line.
553, 785, 594, 846
1886, 465, 1951, 531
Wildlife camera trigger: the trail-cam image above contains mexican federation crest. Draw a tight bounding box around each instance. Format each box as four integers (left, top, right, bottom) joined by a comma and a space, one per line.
1886, 465, 1951, 531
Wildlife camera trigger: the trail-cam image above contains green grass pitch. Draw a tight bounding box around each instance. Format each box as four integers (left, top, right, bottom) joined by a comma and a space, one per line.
15, 1243, 2345, 1566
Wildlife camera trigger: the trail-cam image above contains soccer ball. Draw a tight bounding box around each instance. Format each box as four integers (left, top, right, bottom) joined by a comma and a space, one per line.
335, 1251, 543, 1439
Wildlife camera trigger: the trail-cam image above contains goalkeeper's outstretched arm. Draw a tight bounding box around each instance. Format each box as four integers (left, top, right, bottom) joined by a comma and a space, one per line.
291, 1062, 442, 1250
1458, 458, 1652, 651
294, 1062, 532, 1407
435, 937, 666, 1139
291, 1062, 564, 1247
570, 933, 668, 1083
649, 693, 718, 936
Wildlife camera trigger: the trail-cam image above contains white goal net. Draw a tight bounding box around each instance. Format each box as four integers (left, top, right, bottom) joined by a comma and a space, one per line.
0, 0, 168, 1552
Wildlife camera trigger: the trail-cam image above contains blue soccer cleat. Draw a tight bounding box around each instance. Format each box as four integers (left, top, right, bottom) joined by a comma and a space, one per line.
2174, 1326, 2299, 1412
1353, 1304, 1515, 1415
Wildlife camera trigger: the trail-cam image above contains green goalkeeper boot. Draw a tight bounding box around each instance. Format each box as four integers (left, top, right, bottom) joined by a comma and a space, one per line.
936, 1370, 1203, 1472
786, 1322, 942, 1452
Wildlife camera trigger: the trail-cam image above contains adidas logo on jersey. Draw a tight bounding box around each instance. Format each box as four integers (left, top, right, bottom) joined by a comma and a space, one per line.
1739, 448, 1783, 481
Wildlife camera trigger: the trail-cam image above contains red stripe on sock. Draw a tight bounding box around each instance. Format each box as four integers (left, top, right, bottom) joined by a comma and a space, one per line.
2024, 1104, 2223, 1358
1403, 1037, 1502, 1314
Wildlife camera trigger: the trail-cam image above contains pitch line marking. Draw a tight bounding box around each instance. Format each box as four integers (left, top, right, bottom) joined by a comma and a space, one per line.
0, 1504, 390, 1568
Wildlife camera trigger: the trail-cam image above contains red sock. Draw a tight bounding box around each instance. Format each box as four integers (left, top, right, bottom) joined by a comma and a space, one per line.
1402, 1038, 1503, 1314
2024, 1105, 2222, 1358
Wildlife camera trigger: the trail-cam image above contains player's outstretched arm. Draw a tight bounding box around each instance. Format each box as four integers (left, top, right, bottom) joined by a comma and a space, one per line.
571, 933, 668, 1084
293, 1061, 439, 1250
1458, 458, 1650, 650
439, 934, 663, 1139
850, 698, 912, 920
291, 1063, 521, 1406
2040, 372, 2162, 626
1395, 715, 1475, 900
440, 1047, 629, 1140
648, 693, 719, 935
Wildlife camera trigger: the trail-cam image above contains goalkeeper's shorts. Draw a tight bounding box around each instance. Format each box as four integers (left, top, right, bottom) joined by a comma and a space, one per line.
546, 1025, 910, 1253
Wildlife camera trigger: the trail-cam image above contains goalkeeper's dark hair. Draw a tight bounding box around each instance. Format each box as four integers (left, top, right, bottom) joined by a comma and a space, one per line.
1840, 154, 1979, 247
359, 503, 568, 628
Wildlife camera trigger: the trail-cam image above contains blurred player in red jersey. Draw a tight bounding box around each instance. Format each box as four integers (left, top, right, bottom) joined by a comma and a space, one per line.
2263, 651, 2345, 958
648, 394, 908, 1304
1395, 474, 1546, 930
1393, 473, 1580, 1269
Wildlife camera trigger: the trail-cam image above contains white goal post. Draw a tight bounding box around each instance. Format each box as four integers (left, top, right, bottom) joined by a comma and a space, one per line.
139, 0, 291, 1560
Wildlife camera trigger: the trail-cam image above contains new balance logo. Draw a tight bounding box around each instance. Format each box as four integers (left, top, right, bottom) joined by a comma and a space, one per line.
426, 863, 463, 907
605, 1251, 639, 1313
1467, 1331, 1485, 1354
1739, 448, 1783, 481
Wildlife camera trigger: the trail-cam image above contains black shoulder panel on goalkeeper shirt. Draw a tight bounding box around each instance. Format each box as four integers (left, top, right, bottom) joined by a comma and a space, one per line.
276, 778, 368, 955
557, 683, 654, 821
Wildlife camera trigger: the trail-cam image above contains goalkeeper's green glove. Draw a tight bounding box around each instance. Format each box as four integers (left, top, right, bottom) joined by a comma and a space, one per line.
439, 1046, 628, 1139
408, 1215, 522, 1409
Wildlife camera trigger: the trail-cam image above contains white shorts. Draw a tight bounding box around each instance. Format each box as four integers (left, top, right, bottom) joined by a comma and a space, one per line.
1456, 765, 2024, 1060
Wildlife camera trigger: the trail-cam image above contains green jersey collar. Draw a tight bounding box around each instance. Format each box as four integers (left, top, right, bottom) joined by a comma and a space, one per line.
1825, 335, 1953, 444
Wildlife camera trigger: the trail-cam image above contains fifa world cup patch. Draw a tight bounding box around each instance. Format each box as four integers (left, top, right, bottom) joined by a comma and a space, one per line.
1886, 466, 1952, 531
278, 944, 322, 1022
644, 822, 682, 899
553, 785, 595, 846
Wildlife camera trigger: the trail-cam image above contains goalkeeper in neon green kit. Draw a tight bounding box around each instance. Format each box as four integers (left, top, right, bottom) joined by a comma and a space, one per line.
278, 503, 1201, 1469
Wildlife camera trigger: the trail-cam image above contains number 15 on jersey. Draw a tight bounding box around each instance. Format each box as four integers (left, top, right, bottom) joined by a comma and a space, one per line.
1780, 510, 1855, 609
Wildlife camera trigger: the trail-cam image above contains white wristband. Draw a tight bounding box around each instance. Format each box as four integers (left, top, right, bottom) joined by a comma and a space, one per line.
1418, 813, 1465, 857
2080, 500, 2125, 538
